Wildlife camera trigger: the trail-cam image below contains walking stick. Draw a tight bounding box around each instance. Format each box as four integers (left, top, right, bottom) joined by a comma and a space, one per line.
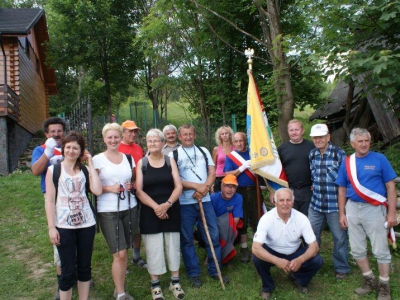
198, 200, 226, 290
116, 183, 126, 253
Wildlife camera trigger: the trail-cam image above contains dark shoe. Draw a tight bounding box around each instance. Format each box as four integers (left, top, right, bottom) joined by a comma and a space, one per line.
294, 281, 308, 293
377, 282, 391, 300
240, 247, 250, 263
132, 257, 148, 269
260, 290, 271, 300
188, 276, 203, 288
210, 274, 230, 284
335, 272, 348, 280
354, 276, 378, 295
54, 288, 60, 300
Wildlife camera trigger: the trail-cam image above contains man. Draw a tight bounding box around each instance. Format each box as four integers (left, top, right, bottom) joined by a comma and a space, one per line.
336, 128, 397, 300
170, 124, 227, 287
211, 174, 243, 264
118, 120, 147, 269
162, 124, 180, 155
308, 123, 350, 279
252, 188, 323, 300
276, 119, 314, 216
224, 132, 260, 263
31, 117, 66, 300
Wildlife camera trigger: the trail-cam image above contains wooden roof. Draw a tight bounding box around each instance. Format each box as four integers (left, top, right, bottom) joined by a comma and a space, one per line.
309, 81, 362, 121
0, 8, 57, 95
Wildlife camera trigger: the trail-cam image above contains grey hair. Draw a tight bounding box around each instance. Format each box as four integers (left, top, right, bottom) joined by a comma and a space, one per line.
350, 128, 371, 142
146, 128, 165, 142
162, 124, 177, 135
274, 188, 295, 203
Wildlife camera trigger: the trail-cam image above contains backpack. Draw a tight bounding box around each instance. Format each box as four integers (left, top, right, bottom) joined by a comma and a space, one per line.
141, 155, 171, 175
172, 146, 209, 173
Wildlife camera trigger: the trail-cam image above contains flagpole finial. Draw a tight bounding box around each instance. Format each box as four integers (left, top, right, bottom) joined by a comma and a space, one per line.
245, 48, 254, 70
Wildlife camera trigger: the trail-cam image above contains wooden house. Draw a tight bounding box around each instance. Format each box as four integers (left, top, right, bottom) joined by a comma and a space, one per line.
0, 8, 57, 175
309, 80, 400, 146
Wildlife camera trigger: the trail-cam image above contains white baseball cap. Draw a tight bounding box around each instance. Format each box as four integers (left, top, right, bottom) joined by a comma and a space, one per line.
310, 124, 329, 137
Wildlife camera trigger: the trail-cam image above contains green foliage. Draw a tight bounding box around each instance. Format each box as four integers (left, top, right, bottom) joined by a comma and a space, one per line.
302, 0, 400, 101
383, 142, 400, 175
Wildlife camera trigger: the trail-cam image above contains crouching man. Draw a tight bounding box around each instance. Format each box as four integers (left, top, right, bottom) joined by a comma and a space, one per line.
211, 174, 243, 265
252, 188, 324, 299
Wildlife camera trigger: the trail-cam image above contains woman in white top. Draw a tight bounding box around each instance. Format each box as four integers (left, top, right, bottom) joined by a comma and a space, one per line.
93, 123, 137, 300
45, 131, 102, 300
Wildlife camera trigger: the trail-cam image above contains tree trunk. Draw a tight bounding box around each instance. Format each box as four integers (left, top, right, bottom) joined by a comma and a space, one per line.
255, 0, 294, 142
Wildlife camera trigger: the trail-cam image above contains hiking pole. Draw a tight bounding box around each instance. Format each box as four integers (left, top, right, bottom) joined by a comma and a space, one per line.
127, 181, 133, 247
116, 183, 126, 253
198, 200, 225, 290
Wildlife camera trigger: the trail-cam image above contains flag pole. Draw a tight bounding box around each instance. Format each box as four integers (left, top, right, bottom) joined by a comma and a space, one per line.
245, 48, 263, 220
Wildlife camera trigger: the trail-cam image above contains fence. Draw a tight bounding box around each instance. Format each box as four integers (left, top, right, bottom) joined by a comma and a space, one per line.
64, 99, 240, 155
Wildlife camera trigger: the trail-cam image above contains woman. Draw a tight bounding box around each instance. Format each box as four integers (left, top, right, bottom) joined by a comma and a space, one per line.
135, 129, 184, 300
212, 125, 234, 192
93, 123, 137, 300
45, 131, 102, 300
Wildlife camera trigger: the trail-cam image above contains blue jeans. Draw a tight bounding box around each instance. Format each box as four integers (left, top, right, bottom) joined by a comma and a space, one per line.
252, 244, 323, 292
180, 201, 221, 277
308, 208, 350, 273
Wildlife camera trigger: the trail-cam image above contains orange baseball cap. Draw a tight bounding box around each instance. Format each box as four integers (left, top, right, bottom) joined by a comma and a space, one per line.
222, 174, 238, 186
121, 120, 140, 130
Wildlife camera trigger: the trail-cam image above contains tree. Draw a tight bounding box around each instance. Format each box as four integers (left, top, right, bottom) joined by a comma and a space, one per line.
45, 0, 141, 120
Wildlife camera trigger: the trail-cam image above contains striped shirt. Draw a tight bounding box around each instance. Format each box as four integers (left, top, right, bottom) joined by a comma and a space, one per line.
309, 143, 346, 213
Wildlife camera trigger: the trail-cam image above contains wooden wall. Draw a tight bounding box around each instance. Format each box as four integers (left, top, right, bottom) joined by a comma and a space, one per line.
1, 37, 49, 134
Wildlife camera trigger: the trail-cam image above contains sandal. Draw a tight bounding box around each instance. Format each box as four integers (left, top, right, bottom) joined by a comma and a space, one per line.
132, 257, 147, 269
169, 283, 185, 299
151, 287, 164, 300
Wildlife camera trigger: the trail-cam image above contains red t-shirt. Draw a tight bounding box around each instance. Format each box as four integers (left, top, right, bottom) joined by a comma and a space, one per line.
118, 142, 143, 166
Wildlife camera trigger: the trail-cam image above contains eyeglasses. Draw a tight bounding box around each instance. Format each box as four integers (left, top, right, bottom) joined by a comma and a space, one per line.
147, 139, 162, 144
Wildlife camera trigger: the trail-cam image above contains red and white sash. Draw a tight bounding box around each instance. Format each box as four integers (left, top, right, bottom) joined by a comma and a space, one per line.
227, 151, 256, 182
345, 154, 387, 207
346, 153, 395, 245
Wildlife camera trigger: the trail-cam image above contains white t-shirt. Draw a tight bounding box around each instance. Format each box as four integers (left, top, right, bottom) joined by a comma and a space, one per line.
169, 146, 214, 205
49, 165, 96, 229
93, 153, 137, 213
253, 207, 316, 255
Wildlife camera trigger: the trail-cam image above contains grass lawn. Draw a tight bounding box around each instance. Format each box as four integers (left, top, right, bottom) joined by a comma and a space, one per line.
1, 171, 400, 299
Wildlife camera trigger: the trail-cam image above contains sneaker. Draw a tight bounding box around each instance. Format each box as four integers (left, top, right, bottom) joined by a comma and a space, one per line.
188, 276, 203, 288
240, 247, 250, 263
132, 257, 148, 269
210, 274, 230, 284
354, 276, 378, 295
293, 281, 308, 293
116, 292, 134, 300
377, 282, 391, 300
151, 286, 164, 300
114, 289, 132, 299
169, 282, 185, 299
335, 272, 348, 280
260, 290, 271, 300
54, 288, 60, 300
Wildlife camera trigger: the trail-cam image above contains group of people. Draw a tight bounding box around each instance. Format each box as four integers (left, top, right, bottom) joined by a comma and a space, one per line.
31, 117, 397, 300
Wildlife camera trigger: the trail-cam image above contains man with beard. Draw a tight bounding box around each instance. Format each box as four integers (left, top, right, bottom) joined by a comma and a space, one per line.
31, 117, 66, 300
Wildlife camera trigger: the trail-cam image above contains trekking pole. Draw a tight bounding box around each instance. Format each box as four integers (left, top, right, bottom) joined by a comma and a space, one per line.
116, 183, 126, 253
127, 181, 133, 247
198, 200, 225, 290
